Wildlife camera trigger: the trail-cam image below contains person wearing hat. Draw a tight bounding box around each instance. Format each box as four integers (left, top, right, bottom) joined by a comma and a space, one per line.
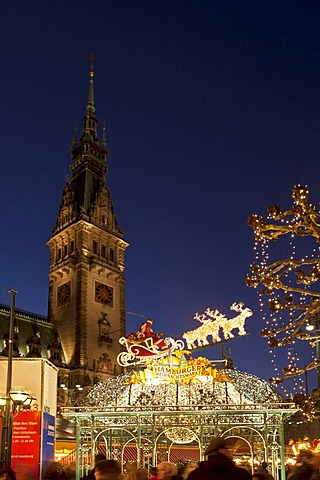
188, 436, 252, 480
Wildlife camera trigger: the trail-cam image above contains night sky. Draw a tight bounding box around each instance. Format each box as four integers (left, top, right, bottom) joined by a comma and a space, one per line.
1, 1, 320, 392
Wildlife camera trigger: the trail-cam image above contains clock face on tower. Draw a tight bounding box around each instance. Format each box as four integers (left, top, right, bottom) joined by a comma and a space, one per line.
57, 282, 71, 305
95, 282, 113, 306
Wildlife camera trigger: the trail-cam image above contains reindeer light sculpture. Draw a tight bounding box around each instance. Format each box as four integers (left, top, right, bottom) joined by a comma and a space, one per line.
221, 303, 253, 339
182, 304, 252, 350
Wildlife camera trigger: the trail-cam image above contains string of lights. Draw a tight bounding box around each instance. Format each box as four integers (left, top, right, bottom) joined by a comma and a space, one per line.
247, 184, 320, 385
80, 368, 281, 411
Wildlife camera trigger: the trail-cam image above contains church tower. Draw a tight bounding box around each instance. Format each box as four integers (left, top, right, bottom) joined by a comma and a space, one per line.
47, 59, 128, 385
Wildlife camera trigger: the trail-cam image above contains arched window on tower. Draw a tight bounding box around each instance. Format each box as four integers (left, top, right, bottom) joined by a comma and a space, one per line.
93, 240, 97, 254
109, 248, 114, 262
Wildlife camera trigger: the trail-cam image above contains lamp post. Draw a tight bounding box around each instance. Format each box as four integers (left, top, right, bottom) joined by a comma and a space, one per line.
0, 286, 16, 467
0, 286, 34, 468
0, 388, 34, 468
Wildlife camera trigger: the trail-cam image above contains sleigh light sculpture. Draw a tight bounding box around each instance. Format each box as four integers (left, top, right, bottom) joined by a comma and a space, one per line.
117, 335, 184, 367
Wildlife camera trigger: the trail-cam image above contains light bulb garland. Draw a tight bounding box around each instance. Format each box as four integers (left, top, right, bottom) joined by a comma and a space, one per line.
80, 368, 281, 411
247, 184, 320, 387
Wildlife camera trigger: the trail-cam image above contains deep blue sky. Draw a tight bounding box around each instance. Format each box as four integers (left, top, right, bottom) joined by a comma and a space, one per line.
1, 0, 320, 393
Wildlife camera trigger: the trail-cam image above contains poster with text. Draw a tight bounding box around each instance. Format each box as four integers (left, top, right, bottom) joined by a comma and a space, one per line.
11, 409, 41, 480
41, 412, 55, 478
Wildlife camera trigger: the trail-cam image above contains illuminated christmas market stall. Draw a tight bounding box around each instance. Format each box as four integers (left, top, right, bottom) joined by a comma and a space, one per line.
61, 307, 297, 480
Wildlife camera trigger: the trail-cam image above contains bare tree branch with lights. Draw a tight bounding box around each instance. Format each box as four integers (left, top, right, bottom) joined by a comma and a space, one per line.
247, 184, 320, 384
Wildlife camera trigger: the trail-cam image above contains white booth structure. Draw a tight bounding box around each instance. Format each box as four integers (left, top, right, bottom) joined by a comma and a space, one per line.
0, 358, 58, 479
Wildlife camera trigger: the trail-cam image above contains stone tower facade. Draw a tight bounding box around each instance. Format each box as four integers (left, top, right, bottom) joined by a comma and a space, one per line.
47, 62, 128, 387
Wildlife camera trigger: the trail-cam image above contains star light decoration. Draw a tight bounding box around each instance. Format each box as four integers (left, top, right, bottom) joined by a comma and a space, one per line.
247, 184, 320, 384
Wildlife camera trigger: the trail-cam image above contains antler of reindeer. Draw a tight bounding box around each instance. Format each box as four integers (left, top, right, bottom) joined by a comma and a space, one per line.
230, 302, 244, 312
194, 308, 226, 323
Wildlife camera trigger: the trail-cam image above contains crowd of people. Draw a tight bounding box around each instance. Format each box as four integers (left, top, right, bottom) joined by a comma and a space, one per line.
1, 436, 320, 480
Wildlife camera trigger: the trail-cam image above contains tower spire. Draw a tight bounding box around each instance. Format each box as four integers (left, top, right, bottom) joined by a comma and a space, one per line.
81, 53, 98, 142
87, 53, 95, 114
67, 57, 109, 219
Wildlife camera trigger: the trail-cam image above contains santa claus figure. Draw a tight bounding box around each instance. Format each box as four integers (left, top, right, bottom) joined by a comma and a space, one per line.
139, 318, 154, 338
138, 318, 167, 349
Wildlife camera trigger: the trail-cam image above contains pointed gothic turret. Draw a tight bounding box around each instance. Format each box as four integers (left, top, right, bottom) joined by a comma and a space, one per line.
47, 60, 128, 381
